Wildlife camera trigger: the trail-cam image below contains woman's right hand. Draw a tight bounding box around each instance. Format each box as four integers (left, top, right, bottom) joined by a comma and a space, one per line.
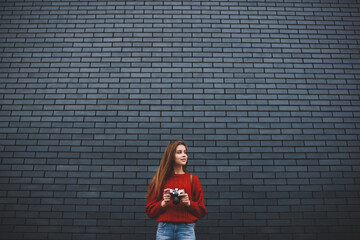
161, 188, 171, 207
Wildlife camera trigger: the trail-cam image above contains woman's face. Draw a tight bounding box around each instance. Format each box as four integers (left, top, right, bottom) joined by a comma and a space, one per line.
174, 144, 188, 166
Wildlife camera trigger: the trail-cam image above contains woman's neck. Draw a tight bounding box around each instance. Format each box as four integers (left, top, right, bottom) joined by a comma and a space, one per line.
173, 165, 185, 174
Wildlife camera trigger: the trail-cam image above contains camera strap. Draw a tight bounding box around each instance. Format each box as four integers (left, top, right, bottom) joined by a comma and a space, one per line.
190, 174, 193, 192
190, 174, 196, 229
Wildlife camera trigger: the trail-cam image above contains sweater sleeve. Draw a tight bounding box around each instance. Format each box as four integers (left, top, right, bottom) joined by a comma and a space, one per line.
145, 191, 166, 219
188, 175, 207, 219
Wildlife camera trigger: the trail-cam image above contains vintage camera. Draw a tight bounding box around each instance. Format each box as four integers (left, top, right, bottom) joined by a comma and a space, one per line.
168, 188, 184, 205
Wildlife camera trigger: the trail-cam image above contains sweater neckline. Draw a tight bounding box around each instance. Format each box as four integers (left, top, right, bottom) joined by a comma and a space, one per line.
173, 172, 188, 176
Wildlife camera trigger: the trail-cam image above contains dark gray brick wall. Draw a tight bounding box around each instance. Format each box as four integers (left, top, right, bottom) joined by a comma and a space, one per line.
1, 0, 360, 239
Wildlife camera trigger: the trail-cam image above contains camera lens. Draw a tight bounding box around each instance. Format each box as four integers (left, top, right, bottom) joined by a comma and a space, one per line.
173, 196, 180, 205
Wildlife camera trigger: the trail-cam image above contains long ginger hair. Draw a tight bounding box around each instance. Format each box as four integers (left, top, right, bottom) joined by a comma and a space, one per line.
146, 140, 189, 199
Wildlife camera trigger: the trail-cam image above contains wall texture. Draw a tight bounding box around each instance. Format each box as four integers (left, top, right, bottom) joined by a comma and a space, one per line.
1, 0, 360, 239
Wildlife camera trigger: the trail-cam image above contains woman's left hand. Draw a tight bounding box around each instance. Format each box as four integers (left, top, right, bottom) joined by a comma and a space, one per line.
179, 191, 191, 207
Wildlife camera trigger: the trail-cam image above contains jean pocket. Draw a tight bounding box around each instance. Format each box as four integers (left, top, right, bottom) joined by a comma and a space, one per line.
157, 222, 167, 234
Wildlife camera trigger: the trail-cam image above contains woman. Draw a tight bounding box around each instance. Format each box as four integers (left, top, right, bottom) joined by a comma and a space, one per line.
145, 140, 207, 240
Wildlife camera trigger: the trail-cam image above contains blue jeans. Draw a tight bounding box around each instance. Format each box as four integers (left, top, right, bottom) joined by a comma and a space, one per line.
156, 222, 195, 240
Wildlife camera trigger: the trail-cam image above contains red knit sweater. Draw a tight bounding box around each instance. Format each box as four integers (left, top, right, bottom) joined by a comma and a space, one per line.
145, 173, 207, 223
